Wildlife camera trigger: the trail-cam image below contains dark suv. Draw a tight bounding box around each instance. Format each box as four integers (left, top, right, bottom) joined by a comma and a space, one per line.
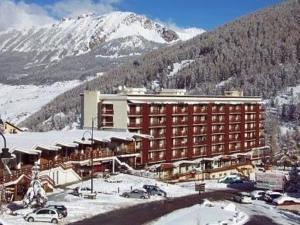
143, 185, 167, 197
47, 205, 68, 217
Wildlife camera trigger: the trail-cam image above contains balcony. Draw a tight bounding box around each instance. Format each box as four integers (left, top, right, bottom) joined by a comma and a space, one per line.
193, 129, 206, 135
101, 109, 114, 115
128, 122, 142, 128
229, 107, 241, 114
150, 121, 166, 127
229, 126, 240, 132
128, 109, 142, 116
212, 138, 224, 144
193, 107, 207, 114
172, 154, 187, 160
193, 119, 206, 124
172, 142, 188, 148
151, 132, 166, 139
172, 120, 188, 126
101, 121, 113, 127
229, 136, 240, 142
149, 144, 166, 150
212, 127, 225, 133
212, 118, 225, 123
173, 131, 188, 137
245, 117, 256, 122
245, 106, 256, 113
149, 109, 166, 115
148, 156, 165, 163
244, 136, 256, 141
173, 108, 188, 115
245, 126, 256, 131
212, 107, 225, 114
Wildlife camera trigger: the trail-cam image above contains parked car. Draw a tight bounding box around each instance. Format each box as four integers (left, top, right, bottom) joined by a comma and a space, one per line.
272, 196, 300, 205
219, 175, 243, 184
143, 185, 167, 197
264, 191, 283, 203
47, 204, 68, 217
24, 208, 63, 224
121, 189, 150, 199
250, 190, 265, 200
71, 186, 93, 197
232, 192, 253, 204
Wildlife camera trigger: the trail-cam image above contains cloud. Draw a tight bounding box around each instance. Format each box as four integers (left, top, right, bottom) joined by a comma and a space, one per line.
0, 0, 55, 32
47, 0, 120, 18
0, 0, 121, 32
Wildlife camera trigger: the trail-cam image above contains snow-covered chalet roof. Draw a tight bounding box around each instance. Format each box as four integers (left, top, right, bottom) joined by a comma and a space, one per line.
3, 130, 151, 155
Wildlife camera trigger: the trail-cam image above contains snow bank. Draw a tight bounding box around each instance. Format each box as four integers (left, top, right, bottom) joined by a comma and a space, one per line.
149, 200, 248, 225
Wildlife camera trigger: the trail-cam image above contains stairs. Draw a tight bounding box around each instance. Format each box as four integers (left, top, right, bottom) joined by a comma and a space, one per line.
113, 157, 134, 171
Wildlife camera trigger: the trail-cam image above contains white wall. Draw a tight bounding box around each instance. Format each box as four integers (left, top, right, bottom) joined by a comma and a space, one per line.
83, 91, 100, 128
40, 167, 81, 186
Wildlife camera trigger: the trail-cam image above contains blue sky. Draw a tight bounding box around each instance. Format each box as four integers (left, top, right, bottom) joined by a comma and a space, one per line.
116, 0, 284, 30
2, 0, 284, 31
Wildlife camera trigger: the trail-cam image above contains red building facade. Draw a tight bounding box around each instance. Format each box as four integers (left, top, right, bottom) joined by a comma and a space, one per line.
82, 89, 266, 166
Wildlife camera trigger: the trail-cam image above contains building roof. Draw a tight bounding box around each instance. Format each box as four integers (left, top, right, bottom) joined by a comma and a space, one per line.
4, 121, 23, 132
3, 130, 151, 155
98, 93, 262, 104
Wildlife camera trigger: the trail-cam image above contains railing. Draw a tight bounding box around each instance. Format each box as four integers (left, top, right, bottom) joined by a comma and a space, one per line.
128, 122, 142, 127
172, 154, 187, 159
229, 117, 241, 123
212, 108, 225, 114
172, 142, 187, 148
193, 129, 206, 135
228, 108, 241, 113
204, 160, 253, 173
172, 120, 188, 125
151, 132, 166, 137
0, 150, 118, 184
173, 109, 188, 114
212, 118, 225, 123
149, 109, 166, 115
149, 145, 165, 150
101, 109, 114, 114
193, 120, 206, 124
128, 110, 142, 115
193, 108, 207, 114
101, 122, 114, 127
149, 121, 166, 127
173, 131, 188, 136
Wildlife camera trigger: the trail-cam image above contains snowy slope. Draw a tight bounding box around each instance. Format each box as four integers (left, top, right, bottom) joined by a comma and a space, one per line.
0, 11, 205, 62
0, 81, 82, 124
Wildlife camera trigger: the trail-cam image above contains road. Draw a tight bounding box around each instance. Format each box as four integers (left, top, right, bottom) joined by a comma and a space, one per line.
69, 190, 279, 225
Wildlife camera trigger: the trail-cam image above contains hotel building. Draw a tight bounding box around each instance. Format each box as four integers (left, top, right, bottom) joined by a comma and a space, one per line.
81, 88, 268, 169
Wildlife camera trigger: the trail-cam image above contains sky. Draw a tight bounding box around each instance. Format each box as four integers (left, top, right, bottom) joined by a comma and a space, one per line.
0, 0, 284, 32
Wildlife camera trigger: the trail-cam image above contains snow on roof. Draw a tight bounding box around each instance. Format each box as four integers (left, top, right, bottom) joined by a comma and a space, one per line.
12, 148, 40, 155
4, 130, 150, 155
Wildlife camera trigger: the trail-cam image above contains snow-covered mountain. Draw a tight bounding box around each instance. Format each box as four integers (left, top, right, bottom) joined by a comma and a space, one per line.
0, 11, 205, 124
0, 11, 204, 65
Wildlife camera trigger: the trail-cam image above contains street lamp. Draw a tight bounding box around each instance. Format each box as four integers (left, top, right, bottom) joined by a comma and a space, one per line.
81, 118, 97, 194
0, 130, 13, 176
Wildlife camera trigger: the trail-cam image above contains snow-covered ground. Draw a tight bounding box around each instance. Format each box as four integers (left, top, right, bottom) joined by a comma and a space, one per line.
0, 80, 82, 124
275, 84, 300, 106
149, 200, 248, 225
167, 60, 194, 77
1, 174, 196, 225
236, 199, 300, 225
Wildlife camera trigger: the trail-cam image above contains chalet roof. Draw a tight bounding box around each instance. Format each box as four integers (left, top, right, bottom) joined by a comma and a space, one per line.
4, 121, 23, 131
5, 130, 151, 155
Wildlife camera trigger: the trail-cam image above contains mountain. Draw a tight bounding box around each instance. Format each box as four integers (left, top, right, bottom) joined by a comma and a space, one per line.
21, 0, 300, 131
0, 11, 204, 85
0, 11, 204, 123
